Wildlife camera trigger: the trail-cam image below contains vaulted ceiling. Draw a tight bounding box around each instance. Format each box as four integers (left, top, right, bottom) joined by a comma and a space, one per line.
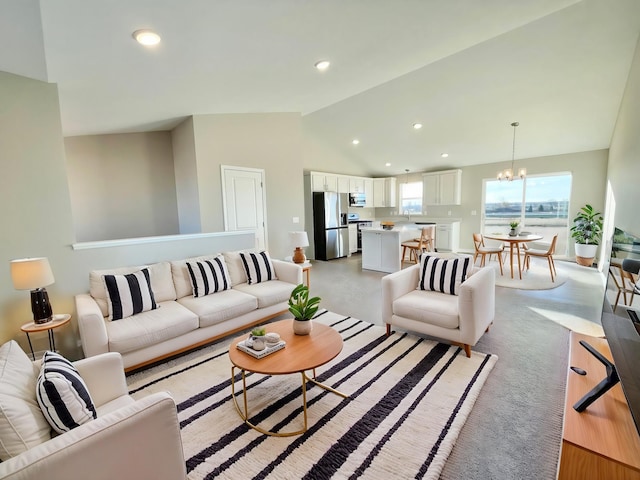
2, 0, 639, 176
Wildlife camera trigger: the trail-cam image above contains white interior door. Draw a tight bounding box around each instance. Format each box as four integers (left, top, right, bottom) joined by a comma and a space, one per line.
221, 165, 267, 250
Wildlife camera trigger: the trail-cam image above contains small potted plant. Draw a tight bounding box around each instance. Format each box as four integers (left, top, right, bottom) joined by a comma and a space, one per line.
288, 283, 321, 335
571, 204, 603, 267
509, 220, 520, 237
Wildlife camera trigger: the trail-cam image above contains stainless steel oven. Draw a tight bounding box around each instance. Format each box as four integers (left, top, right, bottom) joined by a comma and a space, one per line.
348, 213, 372, 251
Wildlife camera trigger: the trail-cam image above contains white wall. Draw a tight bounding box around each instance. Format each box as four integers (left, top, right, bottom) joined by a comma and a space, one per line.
172, 117, 202, 234
608, 35, 640, 236
65, 132, 180, 241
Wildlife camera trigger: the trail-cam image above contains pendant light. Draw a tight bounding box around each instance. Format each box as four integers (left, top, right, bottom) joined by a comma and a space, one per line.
497, 122, 526, 181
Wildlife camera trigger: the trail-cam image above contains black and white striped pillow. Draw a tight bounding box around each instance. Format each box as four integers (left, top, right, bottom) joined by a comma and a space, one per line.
186, 256, 231, 297
239, 251, 277, 285
417, 255, 471, 295
103, 268, 157, 320
36, 351, 97, 434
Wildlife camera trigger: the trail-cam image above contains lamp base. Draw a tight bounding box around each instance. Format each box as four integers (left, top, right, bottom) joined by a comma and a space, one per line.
31, 288, 53, 324
292, 248, 306, 264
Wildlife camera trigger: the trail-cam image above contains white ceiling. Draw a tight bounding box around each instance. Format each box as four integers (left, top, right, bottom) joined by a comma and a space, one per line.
2, 0, 639, 176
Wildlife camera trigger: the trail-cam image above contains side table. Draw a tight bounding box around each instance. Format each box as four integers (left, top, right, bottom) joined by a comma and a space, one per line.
20, 313, 71, 360
284, 257, 312, 287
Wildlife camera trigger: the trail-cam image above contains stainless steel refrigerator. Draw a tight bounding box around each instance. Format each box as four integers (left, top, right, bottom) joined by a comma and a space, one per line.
313, 192, 349, 260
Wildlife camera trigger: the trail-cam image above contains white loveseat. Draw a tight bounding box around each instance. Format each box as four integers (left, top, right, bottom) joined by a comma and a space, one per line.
76, 250, 302, 371
0, 341, 185, 480
382, 256, 495, 357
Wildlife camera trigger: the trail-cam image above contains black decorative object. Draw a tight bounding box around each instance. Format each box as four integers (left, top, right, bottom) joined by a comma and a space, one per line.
573, 340, 619, 412
31, 288, 53, 324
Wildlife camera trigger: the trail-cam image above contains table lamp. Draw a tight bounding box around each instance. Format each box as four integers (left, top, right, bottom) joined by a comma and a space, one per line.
10, 257, 55, 324
289, 231, 310, 264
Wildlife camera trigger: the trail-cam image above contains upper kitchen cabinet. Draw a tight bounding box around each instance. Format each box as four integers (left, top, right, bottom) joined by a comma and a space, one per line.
373, 177, 397, 208
337, 175, 350, 194
422, 169, 462, 206
311, 172, 339, 192
364, 179, 374, 208
349, 177, 365, 193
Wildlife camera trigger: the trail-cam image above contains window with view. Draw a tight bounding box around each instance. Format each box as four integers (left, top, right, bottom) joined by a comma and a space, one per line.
400, 182, 423, 215
482, 173, 572, 255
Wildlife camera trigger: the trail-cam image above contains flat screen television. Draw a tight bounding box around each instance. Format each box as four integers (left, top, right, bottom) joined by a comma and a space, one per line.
599, 226, 640, 435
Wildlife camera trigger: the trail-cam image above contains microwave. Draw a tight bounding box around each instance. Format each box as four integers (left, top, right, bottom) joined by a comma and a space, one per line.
349, 192, 366, 207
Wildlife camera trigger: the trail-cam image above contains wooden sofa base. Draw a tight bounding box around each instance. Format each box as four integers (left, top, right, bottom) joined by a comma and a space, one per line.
385, 323, 472, 358
124, 309, 288, 373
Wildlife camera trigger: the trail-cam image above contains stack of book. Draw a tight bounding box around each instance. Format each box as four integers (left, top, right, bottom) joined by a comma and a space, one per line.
236, 339, 286, 359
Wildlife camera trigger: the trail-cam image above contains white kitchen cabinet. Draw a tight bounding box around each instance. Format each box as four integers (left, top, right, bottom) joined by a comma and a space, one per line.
348, 224, 358, 254
311, 173, 338, 192
361, 229, 401, 273
364, 179, 374, 208
337, 176, 350, 194
436, 222, 460, 252
422, 169, 462, 206
349, 177, 365, 193
373, 177, 397, 208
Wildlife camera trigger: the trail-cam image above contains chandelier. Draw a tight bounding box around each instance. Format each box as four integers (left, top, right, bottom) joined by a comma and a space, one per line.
497, 121, 526, 181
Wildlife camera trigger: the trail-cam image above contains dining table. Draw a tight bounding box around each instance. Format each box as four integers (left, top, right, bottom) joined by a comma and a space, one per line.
483, 233, 544, 279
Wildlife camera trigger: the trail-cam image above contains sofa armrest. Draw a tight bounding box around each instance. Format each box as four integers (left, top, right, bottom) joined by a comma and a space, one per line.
273, 259, 303, 286
0, 392, 186, 480
75, 293, 109, 358
457, 267, 495, 345
73, 353, 128, 407
381, 265, 421, 325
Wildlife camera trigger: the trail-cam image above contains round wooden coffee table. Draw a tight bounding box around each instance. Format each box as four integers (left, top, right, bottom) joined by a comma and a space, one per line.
229, 319, 345, 436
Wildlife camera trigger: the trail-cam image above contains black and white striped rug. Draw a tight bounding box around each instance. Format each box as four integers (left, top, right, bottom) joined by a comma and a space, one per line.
127, 311, 497, 479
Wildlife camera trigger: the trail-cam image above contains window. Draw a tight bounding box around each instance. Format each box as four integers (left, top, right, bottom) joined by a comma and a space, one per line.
400, 182, 423, 214
483, 173, 572, 255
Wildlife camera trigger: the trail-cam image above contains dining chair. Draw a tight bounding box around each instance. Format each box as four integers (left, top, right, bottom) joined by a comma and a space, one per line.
610, 258, 640, 312
401, 226, 435, 265
523, 234, 558, 281
472, 233, 504, 275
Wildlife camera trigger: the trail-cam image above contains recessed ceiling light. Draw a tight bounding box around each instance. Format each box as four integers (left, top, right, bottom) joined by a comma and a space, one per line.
315, 60, 330, 71
352, 139, 360, 145
441, 153, 449, 158
133, 29, 161, 46
385, 163, 391, 167
413, 123, 423, 130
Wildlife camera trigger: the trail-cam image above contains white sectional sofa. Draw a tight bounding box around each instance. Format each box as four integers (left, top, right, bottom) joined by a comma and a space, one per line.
76, 250, 302, 371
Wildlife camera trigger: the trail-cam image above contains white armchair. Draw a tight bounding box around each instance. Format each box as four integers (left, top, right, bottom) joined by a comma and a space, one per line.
0, 347, 186, 480
382, 263, 495, 357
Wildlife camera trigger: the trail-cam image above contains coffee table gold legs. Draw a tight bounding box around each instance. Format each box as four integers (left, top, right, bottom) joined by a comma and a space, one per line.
230, 366, 346, 437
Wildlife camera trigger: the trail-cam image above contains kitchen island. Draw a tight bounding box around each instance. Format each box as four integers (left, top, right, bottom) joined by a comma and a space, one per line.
361, 226, 420, 273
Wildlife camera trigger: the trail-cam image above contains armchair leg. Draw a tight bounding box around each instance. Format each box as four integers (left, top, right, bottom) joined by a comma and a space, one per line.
386, 323, 391, 336
463, 344, 471, 358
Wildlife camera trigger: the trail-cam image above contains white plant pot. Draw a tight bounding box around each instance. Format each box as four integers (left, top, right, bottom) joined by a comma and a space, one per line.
292, 319, 312, 335
575, 243, 598, 266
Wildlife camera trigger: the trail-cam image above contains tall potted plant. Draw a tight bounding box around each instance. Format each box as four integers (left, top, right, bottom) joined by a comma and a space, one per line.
570, 204, 603, 267
288, 283, 321, 335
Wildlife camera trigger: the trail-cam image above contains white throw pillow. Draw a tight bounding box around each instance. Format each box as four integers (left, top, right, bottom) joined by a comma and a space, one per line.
239, 251, 277, 285
103, 268, 158, 320
36, 351, 97, 434
417, 254, 472, 295
186, 255, 231, 297
0, 341, 51, 460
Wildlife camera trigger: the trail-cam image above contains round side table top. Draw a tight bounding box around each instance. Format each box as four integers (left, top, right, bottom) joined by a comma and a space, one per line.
21, 314, 71, 333
229, 319, 342, 375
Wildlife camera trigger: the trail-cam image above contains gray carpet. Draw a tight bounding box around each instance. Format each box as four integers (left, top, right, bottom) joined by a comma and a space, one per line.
307, 256, 605, 480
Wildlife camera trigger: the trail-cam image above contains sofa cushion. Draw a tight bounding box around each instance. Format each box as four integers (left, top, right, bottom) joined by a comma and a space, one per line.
233, 280, 294, 309
223, 250, 254, 286
170, 254, 219, 299
177, 289, 257, 328
186, 255, 231, 297
417, 254, 471, 295
239, 251, 277, 285
393, 290, 460, 329
0, 340, 51, 461
104, 268, 158, 320
36, 351, 97, 434
90, 262, 176, 317
106, 301, 199, 354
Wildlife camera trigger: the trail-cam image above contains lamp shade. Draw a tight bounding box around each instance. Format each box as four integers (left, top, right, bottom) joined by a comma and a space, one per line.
289, 231, 309, 248
10, 258, 55, 290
